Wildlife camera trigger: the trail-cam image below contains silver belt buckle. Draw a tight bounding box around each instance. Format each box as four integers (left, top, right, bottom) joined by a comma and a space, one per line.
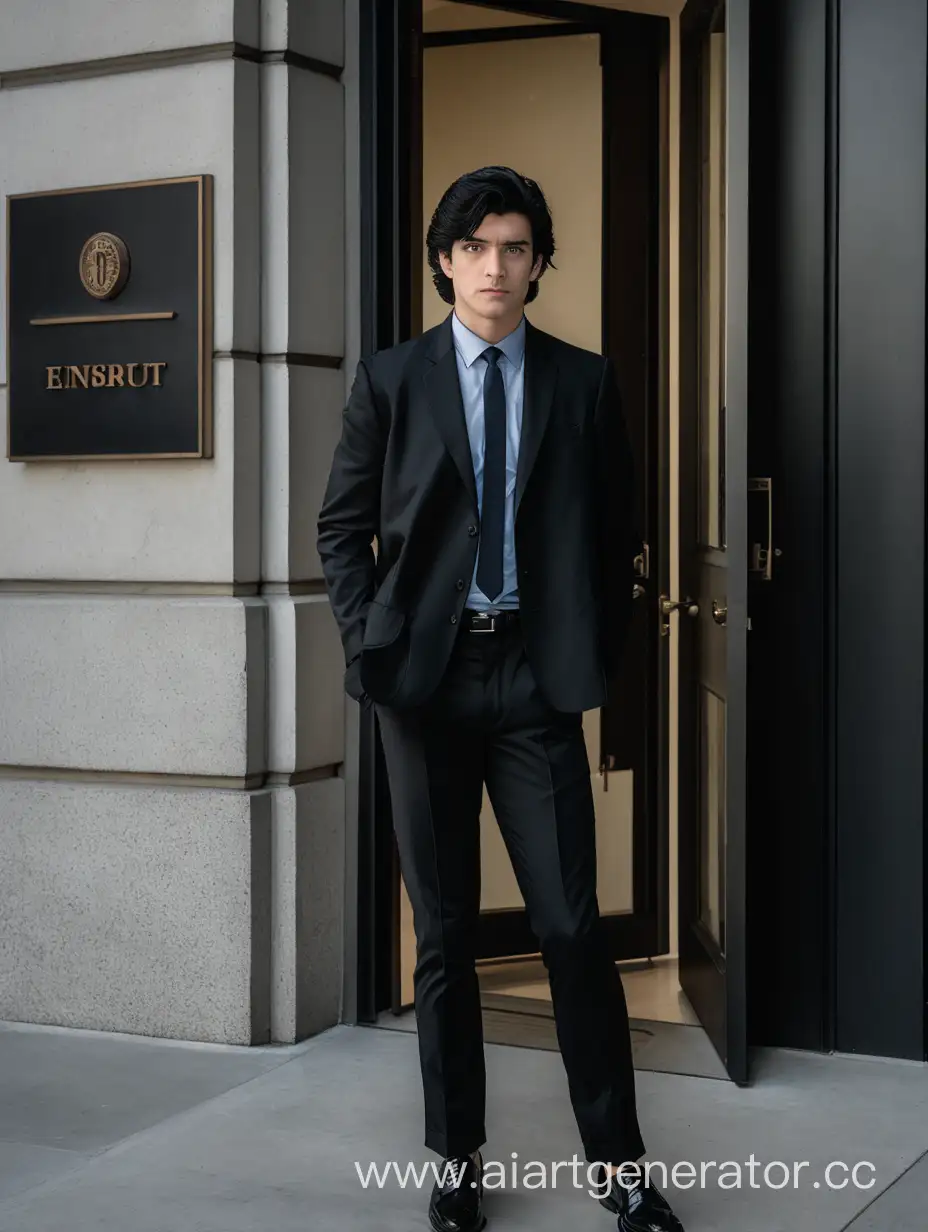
469, 611, 496, 634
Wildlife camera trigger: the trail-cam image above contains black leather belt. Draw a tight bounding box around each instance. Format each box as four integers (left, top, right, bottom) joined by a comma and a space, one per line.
463, 609, 521, 634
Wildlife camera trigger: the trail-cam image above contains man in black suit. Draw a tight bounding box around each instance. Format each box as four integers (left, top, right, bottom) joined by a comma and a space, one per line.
318, 167, 684, 1232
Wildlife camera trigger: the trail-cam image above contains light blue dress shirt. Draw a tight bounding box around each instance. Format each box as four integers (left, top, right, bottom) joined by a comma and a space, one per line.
451, 312, 524, 611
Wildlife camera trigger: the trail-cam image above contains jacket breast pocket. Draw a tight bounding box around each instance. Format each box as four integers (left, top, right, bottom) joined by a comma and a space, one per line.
362, 600, 406, 649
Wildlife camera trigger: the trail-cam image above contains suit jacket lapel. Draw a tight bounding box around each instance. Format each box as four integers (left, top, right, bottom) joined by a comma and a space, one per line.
516, 320, 558, 513
423, 315, 479, 511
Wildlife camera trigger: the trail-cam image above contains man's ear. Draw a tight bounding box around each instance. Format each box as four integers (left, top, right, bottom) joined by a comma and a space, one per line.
438, 249, 454, 279
530, 253, 544, 282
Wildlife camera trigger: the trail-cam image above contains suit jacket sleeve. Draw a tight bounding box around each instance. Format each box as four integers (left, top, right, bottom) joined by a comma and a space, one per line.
593, 357, 638, 682
317, 358, 387, 671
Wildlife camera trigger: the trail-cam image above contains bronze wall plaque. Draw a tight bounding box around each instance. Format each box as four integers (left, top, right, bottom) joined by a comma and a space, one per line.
7, 175, 213, 460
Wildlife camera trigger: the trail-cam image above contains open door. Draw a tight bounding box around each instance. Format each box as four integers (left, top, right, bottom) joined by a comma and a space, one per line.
675, 0, 750, 1083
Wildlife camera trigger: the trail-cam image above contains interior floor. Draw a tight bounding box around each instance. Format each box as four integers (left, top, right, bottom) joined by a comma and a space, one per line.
477, 954, 700, 1027
402, 896, 699, 1029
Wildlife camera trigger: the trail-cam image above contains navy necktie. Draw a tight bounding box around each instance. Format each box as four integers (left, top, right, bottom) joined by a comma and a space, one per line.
477, 346, 506, 603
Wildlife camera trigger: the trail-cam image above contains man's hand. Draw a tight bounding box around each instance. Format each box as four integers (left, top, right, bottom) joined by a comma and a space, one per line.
345, 655, 372, 710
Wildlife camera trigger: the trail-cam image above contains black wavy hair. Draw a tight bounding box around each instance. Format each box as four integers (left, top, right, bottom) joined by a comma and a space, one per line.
426, 166, 556, 306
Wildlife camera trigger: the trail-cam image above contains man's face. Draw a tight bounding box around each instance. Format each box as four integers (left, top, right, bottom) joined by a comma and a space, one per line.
439, 212, 544, 328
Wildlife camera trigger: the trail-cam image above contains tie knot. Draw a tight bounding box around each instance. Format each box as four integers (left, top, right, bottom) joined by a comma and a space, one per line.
482, 346, 502, 368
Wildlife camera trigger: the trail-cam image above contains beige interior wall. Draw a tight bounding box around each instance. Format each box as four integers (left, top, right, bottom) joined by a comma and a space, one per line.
421, 31, 636, 918
422, 33, 603, 352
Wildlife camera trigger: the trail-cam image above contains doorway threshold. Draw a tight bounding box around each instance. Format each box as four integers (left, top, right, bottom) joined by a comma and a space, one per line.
373, 1001, 728, 1081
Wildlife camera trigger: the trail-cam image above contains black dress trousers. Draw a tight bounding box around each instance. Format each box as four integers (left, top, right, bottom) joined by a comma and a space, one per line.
376, 622, 645, 1166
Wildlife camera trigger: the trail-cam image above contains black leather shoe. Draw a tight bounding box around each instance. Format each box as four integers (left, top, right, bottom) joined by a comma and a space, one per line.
428, 1152, 486, 1232
597, 1166, 685, 1232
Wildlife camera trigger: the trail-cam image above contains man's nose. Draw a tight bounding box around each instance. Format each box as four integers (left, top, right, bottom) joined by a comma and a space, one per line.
484, 248, 503, 279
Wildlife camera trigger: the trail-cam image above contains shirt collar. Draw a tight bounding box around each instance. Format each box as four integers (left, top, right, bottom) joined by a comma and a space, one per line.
451, 311, 526, 370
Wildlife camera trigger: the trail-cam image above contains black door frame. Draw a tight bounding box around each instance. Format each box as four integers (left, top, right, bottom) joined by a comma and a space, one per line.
355, 0, 423, 1022
355, 0, 669, 1020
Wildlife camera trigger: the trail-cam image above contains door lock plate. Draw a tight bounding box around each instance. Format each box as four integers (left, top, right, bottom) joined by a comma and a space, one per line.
659, 595, 699, 636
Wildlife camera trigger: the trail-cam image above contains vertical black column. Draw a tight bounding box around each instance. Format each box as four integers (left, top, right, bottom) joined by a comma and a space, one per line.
835, 0, 926, 1058
356, 0, 423, 1022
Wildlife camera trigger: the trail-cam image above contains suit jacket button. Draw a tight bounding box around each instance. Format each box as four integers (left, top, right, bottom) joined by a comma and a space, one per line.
468, 525, 478, 537
456, 579, 465, 591
450, 615, 458, 625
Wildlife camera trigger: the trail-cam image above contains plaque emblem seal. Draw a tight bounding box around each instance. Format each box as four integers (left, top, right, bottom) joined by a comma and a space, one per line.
79, 232, 130, 300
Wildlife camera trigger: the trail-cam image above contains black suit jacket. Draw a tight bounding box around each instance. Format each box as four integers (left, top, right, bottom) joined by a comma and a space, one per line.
317, 315, 637, 712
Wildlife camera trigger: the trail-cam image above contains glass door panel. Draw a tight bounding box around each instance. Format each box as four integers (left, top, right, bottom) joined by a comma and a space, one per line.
699, 24, 727, 550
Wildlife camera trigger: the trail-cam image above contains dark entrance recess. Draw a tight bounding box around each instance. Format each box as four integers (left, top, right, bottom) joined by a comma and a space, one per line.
354, 0, 928, 1063
355, 0, 671, 1020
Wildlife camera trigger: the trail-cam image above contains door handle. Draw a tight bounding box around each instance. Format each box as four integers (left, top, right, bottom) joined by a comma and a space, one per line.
712, 601, 728, 626
660, 596, 699, 618
633, 583, 646, 600
659, 595, 699, 637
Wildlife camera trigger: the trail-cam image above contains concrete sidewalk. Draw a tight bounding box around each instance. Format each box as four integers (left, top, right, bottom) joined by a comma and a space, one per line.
0, 1017, 926, 1231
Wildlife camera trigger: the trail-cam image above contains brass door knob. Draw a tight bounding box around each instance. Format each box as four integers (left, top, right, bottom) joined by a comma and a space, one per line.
711, 601, 728, 626
660, 596, 699, 618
